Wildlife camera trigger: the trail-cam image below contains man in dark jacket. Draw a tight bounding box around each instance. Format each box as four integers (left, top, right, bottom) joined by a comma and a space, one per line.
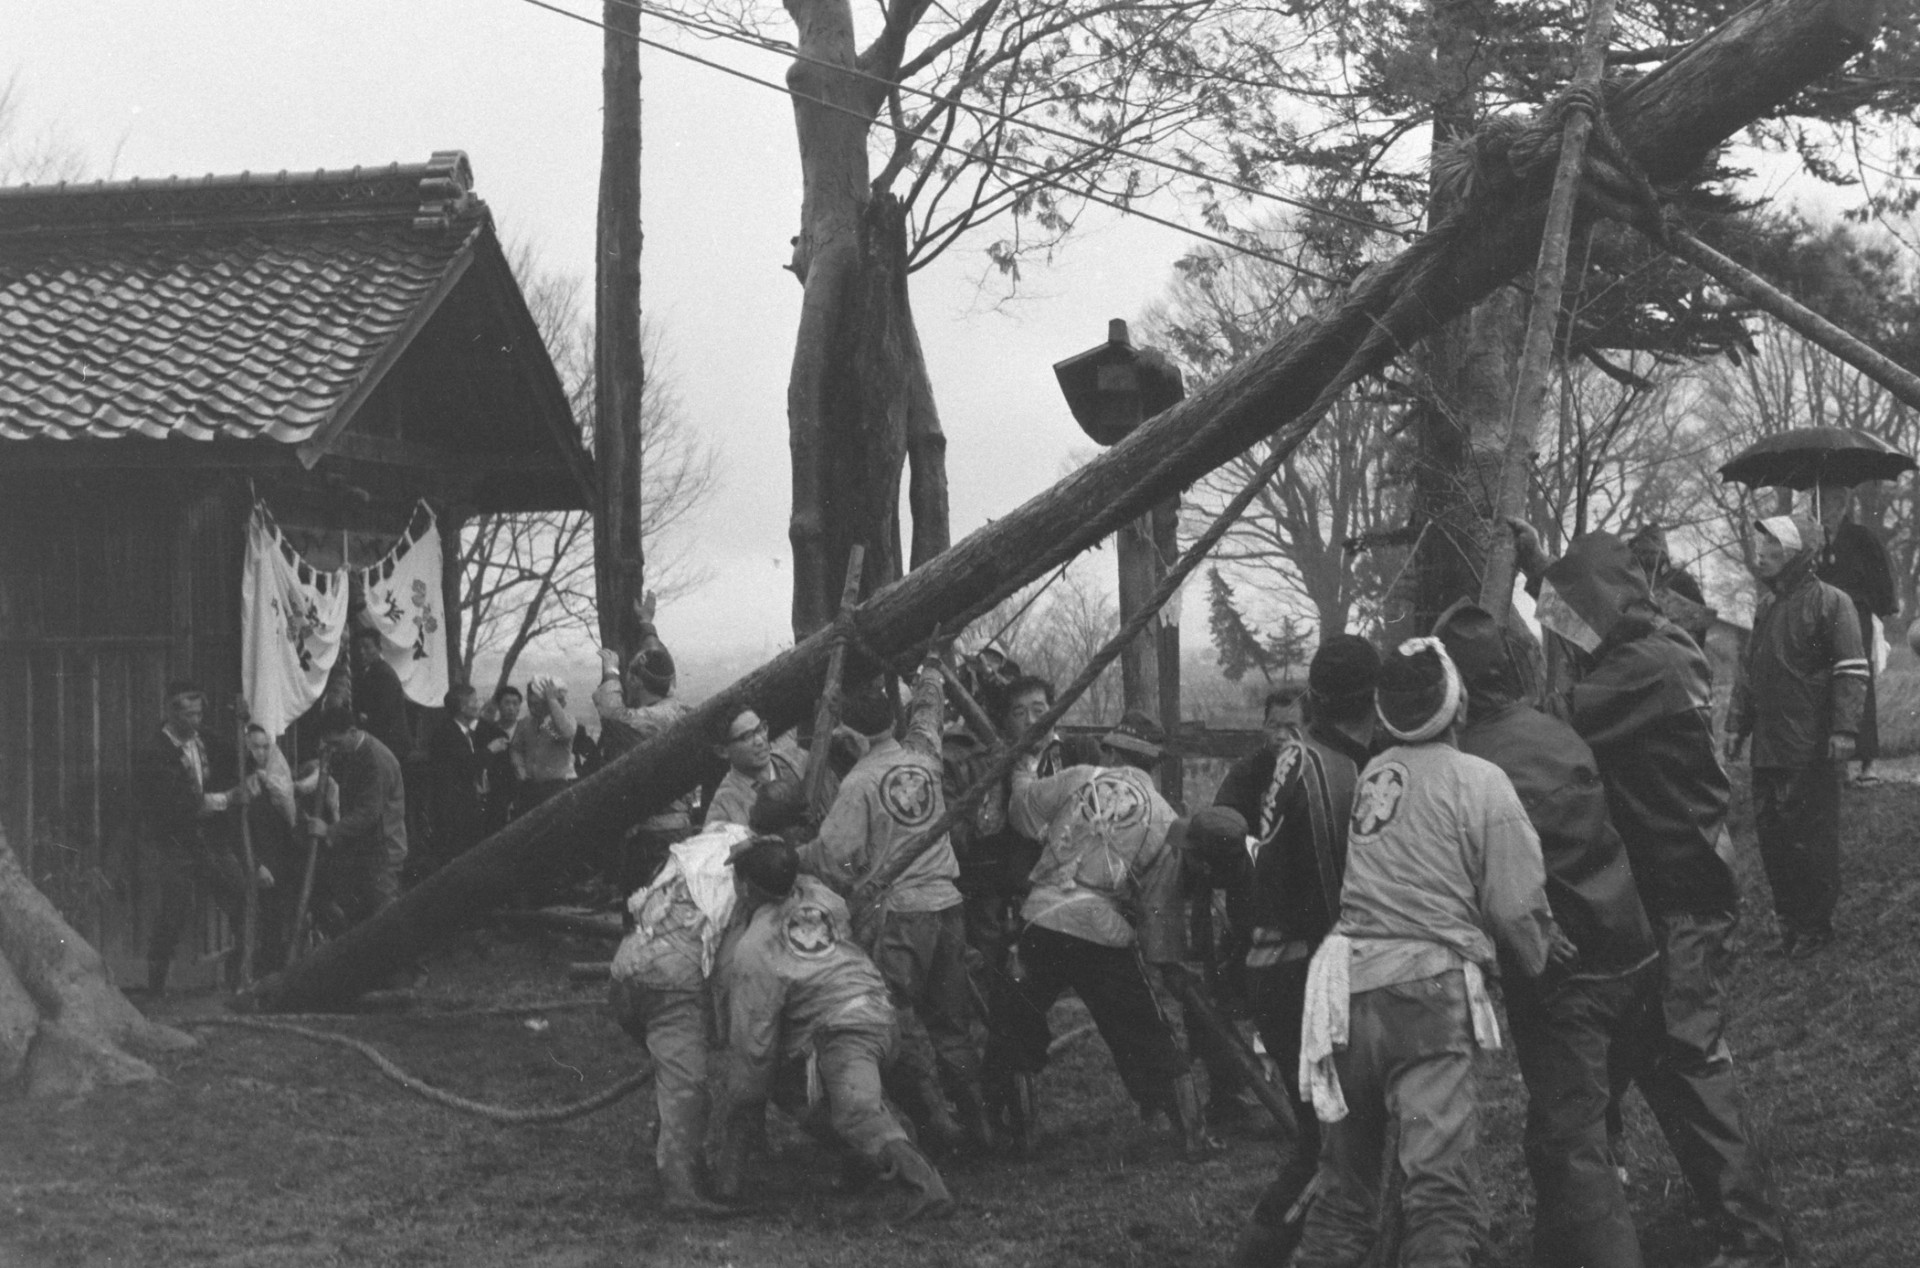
1438, 601, 1657, 1268
1521, 526, 1789, 1268
306, 705, 408, 933
1814, 484, 1897, 783
424, 682, 505, 871
136, 681, 246, 994
1223, 636, 1378, 1268
1728, 513, 1868, 958
350, 625, 415, 764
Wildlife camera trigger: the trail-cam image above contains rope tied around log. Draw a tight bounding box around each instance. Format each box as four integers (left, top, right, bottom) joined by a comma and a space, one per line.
1438, 80, 1676, 247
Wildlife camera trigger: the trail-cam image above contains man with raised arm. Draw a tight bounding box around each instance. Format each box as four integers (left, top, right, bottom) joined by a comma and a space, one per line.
798, 656, 984, 1151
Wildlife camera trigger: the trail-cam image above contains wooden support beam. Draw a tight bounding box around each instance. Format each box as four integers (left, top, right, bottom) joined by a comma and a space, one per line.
246, 0, 1884, 1012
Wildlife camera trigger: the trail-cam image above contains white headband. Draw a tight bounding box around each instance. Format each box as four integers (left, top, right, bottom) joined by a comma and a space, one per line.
1378, 637, 1465, 743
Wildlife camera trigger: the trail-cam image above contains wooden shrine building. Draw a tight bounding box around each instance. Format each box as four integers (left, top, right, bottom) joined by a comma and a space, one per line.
0, 152, 594, 979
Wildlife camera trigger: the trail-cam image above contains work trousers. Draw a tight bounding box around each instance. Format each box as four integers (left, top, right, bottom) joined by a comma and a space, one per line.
1608, 911, 1785, 1258
1293, 970, 1484, 1268
608, 980, 711, 1179
1752, 762, 1843, 939
869, 905, 981, 1096
147, 842, 249, 991
770, 1023, 911, 1163
317, 846, 401, 936
990, 922, 1185, 1112
1507, 969, 1652, 1268
1241, 956, 1322, 1239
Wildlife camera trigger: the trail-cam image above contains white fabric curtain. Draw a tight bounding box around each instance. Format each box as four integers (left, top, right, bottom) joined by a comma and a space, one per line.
357, 503, 450, 708
242, 506, 349, 739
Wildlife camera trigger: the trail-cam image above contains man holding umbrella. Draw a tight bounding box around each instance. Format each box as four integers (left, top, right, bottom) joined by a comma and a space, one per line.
1812, 481, 1899, 785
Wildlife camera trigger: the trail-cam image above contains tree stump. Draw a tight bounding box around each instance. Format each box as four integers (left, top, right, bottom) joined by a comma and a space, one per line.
0, 826, 196, 1098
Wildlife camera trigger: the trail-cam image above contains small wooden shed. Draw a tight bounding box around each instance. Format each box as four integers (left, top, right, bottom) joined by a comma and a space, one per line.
0, 152, 594, 980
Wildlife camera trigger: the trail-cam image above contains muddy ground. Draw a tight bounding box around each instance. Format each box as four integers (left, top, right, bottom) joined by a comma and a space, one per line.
4, 774, 1919, 1266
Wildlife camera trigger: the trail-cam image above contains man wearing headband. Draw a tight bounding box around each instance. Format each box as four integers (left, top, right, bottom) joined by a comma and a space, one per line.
1436, 602, 1656, 1268
1728, 514, 1867, 960
1544, 529, 1790, 1268
1289, 638, 1560, 1268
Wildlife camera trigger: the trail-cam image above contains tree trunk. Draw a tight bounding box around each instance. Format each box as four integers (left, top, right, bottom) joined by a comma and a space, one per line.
0, 827, 196, 1097
246, 0, 1882, 1012
1407, 289, 1528, 633
786, 0, 947, 638
1401, 0, 1526, 638
595, 0, 647, 658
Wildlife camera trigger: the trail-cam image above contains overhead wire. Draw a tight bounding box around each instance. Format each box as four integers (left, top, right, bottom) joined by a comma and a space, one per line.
512, 0, 1366, 284
623, 0, 1419, 243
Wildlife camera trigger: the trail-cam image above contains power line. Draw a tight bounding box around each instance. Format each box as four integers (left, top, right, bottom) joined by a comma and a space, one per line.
513, 0, 1357, 285
627, 0, 1419, 243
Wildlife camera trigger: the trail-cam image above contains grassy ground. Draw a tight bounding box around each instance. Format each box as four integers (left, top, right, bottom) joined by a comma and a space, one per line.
5, 775, 1920, 1267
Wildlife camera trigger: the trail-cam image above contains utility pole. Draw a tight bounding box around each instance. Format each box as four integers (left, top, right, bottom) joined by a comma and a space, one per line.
1055, 319, 1187, 801
594, 0, 646, 661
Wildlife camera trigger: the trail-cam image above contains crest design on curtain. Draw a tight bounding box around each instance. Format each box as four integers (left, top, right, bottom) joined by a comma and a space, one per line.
243, 505, 349, 739
358, 503, 449, 707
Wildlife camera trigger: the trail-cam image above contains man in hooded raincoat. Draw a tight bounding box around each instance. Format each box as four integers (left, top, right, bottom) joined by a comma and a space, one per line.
1727, 514, 1867, 958
1437, 601, 1658, 1268
1510, 522, 1791, 1268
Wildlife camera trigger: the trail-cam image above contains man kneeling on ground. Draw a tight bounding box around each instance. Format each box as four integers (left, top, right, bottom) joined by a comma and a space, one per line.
710, 837, 954, 1222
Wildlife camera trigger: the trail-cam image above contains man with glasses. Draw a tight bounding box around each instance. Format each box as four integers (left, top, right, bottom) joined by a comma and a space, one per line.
707, 707, 805, 829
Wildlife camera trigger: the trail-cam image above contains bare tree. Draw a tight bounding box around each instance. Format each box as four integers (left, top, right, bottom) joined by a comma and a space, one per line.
455, 245, 718, 691
669, 0, 1319, 637
1140, 224, 1406, 639
0, 74, 86, 185
959, 560, 1124, 725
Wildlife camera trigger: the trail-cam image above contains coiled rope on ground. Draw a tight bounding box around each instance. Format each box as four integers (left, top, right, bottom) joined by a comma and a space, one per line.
184, 1015, 653, 1124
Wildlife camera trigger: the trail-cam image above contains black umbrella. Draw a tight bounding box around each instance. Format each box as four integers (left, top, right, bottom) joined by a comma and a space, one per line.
1718, 426, 1916, 491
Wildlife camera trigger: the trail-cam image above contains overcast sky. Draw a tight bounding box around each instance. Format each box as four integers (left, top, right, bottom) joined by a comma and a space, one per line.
11, 0, 1206, 670
10, 2, 1882, 682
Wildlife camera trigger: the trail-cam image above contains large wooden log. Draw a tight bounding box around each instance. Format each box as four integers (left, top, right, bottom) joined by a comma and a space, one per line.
247, 0, 1881, 1012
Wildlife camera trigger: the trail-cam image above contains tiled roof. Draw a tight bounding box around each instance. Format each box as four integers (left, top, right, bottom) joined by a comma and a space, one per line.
0, 152, 486, 444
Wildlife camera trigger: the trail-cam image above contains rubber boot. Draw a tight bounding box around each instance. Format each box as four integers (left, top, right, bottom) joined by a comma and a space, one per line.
952, 1079, 997, 1154
915, 1077, 966, 1155
1226, 1220, 1296, 1268
878, 1138, 956, 1223
659, 1154, 735, 1219
710, 1108, 753, 1206
1005, 1072, 1040, 1157
1169, 1072, 1224, 1161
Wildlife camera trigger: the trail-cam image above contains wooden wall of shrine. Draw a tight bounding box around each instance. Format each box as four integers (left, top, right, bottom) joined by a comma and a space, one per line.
0, 466, 437, 984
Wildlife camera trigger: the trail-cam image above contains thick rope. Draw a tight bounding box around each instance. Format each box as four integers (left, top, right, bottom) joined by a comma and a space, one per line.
185, 1016, 652, 1124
